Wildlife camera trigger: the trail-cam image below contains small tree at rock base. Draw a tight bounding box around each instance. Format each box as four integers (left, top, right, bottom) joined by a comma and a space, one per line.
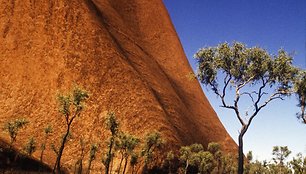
130, 152, 139, 174
3, 118, 29, 149
115, 132, 140, 174
102, 112, 119, 174
24, 136, 36, 156
86, 143, 98, 174
40, 124, 53, 162
179, 144, 204, 174
141, 131, 164, 172
195, 42, 298, 174
53, 86, 89, 174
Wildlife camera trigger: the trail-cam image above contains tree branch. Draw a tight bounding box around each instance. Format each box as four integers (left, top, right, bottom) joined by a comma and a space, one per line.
254, 76, 268, 110
245, 91, 285, 134
237, 76, 255, 91
234, 88, 245, 126
240, 92, 255, 104
222, 74, 232, 98
257, 93, 284, 111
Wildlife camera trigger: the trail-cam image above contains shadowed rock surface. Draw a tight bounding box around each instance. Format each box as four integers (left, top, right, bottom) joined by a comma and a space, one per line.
0, 0, 236, 172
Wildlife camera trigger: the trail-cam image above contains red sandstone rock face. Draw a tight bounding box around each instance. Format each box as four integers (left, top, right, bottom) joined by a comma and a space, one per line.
0, 0, 236, 172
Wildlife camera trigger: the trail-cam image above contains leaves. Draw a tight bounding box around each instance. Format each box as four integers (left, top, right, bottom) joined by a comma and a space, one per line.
24, 137, 36, 156
105, 112, 119, 136
4, 118, 29, 145
141, 131, 164, 164
195, 42, 297, 91
272, 146, 291, 165
115, 132, 140, 155
89, 144, 98, 161
57, 86, 89, 118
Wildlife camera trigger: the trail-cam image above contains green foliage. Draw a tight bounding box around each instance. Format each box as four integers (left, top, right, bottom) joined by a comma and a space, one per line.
57, 86, 89, 119
115, 132, 140, 174
272, 146, 291, 165
220, 154, 237, 174
290, 153, 306, 174
130, 152, 139, 174
245, 146, 294, 174
103, 112, 120, 174
141, 131, 164, 165
115, 132, 140, 154
44, 124, 53, 135
130, 152, 139, 166
105, 112, 119, 135
247, 151, 253, 161
247, 160, 268, 174
3, 118, 29, 147
51, 143, 59, 155
86, 143, 98, 173
40, 124, 53, 162
179, 143, 204, 171
195, 42, 297, 89
24, 137, 36, 156
179, 143, 238, 174
89, 144, 98, 163
166, 150, 175, 161
195, 42, 299, 174
294, 70, 306, 123
54, 86, 89, 174
195, 151, 214, 173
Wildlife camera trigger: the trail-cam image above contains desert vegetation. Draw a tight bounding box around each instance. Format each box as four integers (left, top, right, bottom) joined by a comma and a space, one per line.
1, 83, 306, 173
195, 42, 306, 174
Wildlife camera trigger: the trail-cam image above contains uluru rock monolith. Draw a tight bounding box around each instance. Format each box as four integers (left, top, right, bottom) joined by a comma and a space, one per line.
0, 0, 236, 172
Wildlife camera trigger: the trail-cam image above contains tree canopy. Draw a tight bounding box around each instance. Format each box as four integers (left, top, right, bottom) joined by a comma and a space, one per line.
194, 42, 306, 174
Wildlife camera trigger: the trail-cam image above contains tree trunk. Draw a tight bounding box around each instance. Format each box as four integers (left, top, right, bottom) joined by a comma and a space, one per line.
184, 160, 189, 174
238, 128, 246, 174
40, 148, 45, 162
53, 125, 71, 174
86, 159, 93, 174
105, 137, 114, 174
117, 154, 124, 174
122, 157, 128, 174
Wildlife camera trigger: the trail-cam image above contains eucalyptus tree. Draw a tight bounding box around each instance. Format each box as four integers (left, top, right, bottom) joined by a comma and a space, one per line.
24, 137, 36, 156
294, 70, 306, 123
115, 132, 140, 174
272, 146, 291, 166
102, 112, 120, 174
290, 153, 306, 174
40, 124, 52, 162
141, 131, 164, 172
86, 144, 98, 174
207, 142, 222, 173
3, 118, 29, 148
53, 86, 89, 174
130, 152, 139, 174
195, 42, 298, 174
179, 143, 204, 174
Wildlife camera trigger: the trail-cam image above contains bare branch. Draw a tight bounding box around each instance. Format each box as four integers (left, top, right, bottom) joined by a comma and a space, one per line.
257, 93, 284, 111
211, 74, 234, 109
240, 92, 255, 104
65, 113, 69, 125
210, 74, 246, 126
234, 86, 246, 126
237, 76, 255, 91
254, 76, 268, 110
222, 74, 232, 98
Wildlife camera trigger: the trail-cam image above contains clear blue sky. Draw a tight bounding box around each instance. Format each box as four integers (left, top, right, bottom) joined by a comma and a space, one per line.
164, 0, 306, 161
